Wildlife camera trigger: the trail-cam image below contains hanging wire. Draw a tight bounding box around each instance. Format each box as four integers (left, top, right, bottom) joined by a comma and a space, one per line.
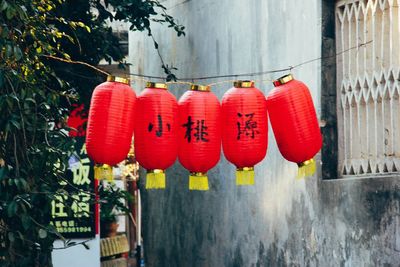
44, 40, 373, 87
127, 40, 372, 85
165, 81, 195, 86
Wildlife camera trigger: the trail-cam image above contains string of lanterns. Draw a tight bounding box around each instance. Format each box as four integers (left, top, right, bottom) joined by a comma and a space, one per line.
85, 73, 322, 191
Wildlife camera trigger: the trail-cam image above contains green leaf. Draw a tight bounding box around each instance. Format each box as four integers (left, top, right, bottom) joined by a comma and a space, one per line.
0, 166, 7, 180
21, 214, 31, 230
5, 5, 15, 19
7, 201, 17, 217
8, 232, 15, 242
13, 46, 22, 60
10, 119, 21, 129
5, 44, 13, 57
0, 0, 8, 12
38, 229, 47, 239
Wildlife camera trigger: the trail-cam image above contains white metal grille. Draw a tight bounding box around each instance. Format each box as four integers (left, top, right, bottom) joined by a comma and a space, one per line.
336, 0, 400, 176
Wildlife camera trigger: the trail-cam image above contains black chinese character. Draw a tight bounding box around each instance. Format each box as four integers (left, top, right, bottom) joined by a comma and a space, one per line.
182, 116, 209, 142
182, 116, 194, 142
194, 119, 209, 142
148, 114, 170, 137
237, 112, 259, 140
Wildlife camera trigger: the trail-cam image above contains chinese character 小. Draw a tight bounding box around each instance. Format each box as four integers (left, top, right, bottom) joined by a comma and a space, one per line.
148, 114, 171, 137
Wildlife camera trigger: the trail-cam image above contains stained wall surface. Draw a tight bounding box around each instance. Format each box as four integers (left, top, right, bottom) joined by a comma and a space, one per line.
129, 0, 400, 266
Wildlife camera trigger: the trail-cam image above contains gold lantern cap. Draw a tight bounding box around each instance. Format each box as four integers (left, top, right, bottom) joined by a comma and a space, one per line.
273, 74, 293, 87
190, 84, 210, 92
146, 82, 168, 90
233, 80, 254, 88
107, 75, 130, 85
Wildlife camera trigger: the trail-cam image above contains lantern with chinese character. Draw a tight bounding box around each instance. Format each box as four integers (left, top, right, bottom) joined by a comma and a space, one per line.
266, 74, 322, 178
135, 82, 178, 189
221, 81, 268, 185
86, 76, 136, 180
178, 85, 221, 190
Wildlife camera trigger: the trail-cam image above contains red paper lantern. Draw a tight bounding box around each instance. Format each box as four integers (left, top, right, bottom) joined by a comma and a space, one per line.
178, 85, 221, 190
266, 74, 322, 178
67, 104, 87, 137
134, 82, 178, 189
86, 76, 136, 178
221, 81, 268, 185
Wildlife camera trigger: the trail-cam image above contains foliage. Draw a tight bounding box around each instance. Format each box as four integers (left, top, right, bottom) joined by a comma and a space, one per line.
0, 0, 183, 266
98, 182, 133, 238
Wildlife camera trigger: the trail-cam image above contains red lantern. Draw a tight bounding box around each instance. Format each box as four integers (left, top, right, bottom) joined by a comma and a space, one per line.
67, 104, 87, 137
178, 85, 221, 190
134, 82, 178, 189
86, 76, 136, 179
266, 74, 322, 178
221, 81, 268, 185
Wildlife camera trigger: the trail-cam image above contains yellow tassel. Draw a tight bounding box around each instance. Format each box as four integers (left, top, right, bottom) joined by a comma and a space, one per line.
146, 169, 166, 189
94, 164, 113, 181
236, 167, 255, 186
297, 159, 316, 179
189, 172, 209, 191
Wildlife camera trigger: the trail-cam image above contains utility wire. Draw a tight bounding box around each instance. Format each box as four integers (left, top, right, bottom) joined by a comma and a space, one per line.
128, 40, 373, 84
45, 40, 373, 85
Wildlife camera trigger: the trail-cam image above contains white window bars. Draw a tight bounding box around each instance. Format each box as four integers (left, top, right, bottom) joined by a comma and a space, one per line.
336, 0, 400, 176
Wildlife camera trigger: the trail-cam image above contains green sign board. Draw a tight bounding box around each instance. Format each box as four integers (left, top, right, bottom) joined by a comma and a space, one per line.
50, 137, 96, 239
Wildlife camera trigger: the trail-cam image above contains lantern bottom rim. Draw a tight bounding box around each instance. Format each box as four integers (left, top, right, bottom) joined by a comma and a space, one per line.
147, 169, 165, 174
236, 166, 254, 172
297, 158, 315, 168
95, 163, 112, 168
190, 172, 207, 177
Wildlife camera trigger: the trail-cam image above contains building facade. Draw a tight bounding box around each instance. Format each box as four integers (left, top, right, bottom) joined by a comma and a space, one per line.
129, 0, 400, 266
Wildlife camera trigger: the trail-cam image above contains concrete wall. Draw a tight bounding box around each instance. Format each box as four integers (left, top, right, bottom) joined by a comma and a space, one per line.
52, 236, 100, 267
129, 0, 400, 266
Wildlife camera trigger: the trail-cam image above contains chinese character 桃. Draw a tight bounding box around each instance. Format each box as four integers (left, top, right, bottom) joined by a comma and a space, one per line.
182, 116, 209, 143
148, 114, 171, 137
237, 112, 259, 140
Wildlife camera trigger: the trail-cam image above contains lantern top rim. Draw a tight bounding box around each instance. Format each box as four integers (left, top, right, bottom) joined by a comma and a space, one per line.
107, 75, 130, 85
273, 74, 293, 87
190, 84, 210, 92
233, 80, 254, 88
146, 82, 168, 90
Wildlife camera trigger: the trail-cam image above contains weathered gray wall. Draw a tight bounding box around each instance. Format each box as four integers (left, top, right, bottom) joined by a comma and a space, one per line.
129, 0, 400, 266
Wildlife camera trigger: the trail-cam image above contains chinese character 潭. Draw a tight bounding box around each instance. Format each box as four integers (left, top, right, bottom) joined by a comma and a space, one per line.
237, 112, 259, 140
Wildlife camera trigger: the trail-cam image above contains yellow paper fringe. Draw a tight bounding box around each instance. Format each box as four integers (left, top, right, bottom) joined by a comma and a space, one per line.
146, 170, 166, 189
297, 159, 316, 179
236, 168, 255, 186
189, 173, 209, 191
94, 164, 113, 181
